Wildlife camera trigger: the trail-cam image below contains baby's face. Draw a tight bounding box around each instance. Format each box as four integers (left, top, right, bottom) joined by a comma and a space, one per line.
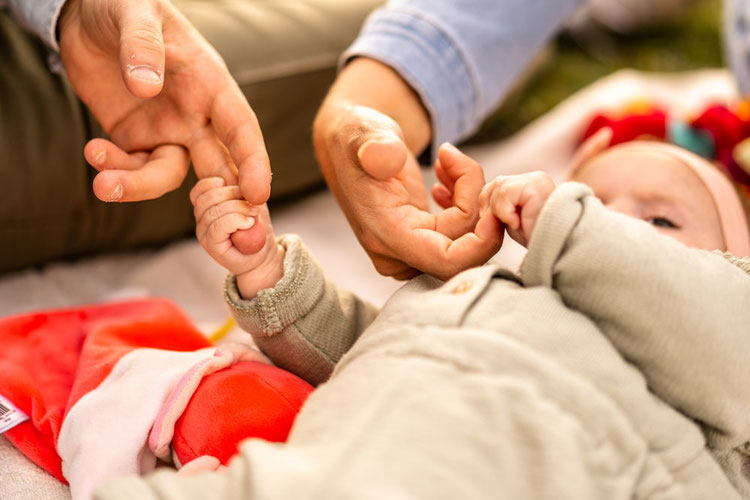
570, 145, 726, 251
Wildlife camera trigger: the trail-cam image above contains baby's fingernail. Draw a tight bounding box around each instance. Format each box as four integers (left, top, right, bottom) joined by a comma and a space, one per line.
108, 182, 123, 202
212, 177, 225, 187
238, 216, 255, 230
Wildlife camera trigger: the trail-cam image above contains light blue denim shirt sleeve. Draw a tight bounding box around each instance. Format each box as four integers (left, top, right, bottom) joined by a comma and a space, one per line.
5, 0, 67, 50
726, 0, 750, 95
342, 0, 583, 159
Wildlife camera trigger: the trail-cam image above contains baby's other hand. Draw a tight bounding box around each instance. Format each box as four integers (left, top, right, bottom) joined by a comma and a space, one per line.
191, 177, 284, 299
479, 172, 555, 248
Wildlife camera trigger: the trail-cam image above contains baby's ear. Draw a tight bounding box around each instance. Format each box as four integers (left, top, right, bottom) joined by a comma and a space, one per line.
566, 127, 613, 178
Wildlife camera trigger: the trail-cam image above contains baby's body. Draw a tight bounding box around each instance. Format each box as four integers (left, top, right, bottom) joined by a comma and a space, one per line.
96, 142, 750, 499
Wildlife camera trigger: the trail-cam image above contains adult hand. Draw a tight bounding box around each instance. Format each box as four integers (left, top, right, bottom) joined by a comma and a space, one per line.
314, 59, 501, 280
58, 0, 270, 206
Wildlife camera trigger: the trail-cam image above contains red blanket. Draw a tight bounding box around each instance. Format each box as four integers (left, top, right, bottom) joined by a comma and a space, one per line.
0, 298, 312, 500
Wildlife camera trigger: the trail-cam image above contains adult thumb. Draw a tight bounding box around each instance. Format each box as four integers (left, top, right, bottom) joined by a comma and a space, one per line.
117, 2, 165, 98
341, 105, 407, 180
357, 134, 408, 180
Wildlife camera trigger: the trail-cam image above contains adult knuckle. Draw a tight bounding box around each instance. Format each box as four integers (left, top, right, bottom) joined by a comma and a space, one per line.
128, 27, 163, 50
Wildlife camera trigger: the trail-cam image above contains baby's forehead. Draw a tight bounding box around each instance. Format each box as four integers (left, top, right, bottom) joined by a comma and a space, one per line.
571, 143, 718, 210
572, 143, 703, 183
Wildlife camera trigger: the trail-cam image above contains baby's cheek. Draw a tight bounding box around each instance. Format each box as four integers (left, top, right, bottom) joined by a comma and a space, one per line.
230, 219, 267, 255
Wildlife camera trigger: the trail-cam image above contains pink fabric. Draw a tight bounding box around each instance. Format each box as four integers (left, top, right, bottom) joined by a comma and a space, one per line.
148, 344, 271, 460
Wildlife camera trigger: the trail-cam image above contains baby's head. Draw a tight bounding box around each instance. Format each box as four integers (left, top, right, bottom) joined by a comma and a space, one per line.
567, 128, 750, 255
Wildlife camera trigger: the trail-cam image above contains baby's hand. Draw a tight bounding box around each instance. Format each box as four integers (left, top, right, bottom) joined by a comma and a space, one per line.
191, 177, 284, 299
479, 171, 556, 248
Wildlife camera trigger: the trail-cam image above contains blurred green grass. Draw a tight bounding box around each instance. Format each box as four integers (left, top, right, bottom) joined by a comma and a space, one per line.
469, 0, 724, 143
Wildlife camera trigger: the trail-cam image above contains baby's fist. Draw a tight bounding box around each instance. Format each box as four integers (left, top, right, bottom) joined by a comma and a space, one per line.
479, 171, 555, 247
191, 177, 283, 299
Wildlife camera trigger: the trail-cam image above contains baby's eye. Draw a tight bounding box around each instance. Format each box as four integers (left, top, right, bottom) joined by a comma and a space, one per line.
646, 216, 678, 229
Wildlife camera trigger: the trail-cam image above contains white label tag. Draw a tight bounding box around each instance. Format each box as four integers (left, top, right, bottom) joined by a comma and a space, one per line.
0, 394, 29, 434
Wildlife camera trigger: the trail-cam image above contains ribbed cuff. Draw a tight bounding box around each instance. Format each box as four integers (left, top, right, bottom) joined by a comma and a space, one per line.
341, 6, 480, 163
224, 234, 325, 336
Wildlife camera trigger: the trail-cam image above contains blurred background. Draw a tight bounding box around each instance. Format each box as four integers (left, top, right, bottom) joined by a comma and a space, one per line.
471, 0, 723, 144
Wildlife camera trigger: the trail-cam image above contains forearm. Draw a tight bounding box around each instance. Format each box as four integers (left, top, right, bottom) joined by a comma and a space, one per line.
6, 0, 67, 49
340, 0, 582, 154
521, 183, 750, 451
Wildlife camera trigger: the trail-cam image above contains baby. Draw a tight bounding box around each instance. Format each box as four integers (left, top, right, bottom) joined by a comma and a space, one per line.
98, 137, 750, 499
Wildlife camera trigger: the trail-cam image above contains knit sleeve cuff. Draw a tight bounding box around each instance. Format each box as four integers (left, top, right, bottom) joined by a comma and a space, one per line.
224, 234, 326, 336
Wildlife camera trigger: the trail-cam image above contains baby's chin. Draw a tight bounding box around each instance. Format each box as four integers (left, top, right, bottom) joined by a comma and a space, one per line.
231, 219, 267, 255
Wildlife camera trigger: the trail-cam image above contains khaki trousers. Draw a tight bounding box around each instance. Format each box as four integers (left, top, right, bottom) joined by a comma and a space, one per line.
0, 0, 380, 273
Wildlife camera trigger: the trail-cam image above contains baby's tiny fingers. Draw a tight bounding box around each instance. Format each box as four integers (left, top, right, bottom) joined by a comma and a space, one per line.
489, 186, 521, 230
194, 185, 243, 221
479, 178, 502, 213
205, 213, 256, 247
196, 199, 257, 241
190, 177, 225, 205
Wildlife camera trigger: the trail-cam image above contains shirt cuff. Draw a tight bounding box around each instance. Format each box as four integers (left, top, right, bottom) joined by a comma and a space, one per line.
6, 0, 67, 51
341, 6, 480, 162
224, 234, 325, 336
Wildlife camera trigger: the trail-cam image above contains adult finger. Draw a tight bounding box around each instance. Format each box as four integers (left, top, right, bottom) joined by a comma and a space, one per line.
434, 144, 485, 239
433, 153, 455, 194
357, 137, 408, 180
92, 144, 189, 202
115, 0, 165, 98
431, 183, 453, 210
384, 205, 502, 280
349, 106, 408, 180
411, 211, 503, 280
211, 88, 271, 205
84, 139, 148, 171
188, 128, 239, 186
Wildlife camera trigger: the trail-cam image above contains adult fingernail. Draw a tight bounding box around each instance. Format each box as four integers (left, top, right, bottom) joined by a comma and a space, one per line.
127, 65, 162, 84
357, 135, 399, 161
93, 150, 106, 166
109, 183, 123, 202
440, 142, 460, 154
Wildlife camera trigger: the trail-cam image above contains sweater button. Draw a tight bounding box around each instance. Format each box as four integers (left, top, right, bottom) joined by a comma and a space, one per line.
451, 280, 473, 295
